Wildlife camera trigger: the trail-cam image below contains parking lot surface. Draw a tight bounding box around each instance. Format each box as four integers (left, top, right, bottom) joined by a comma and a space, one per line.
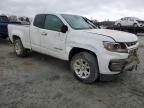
0, 36, 144, 108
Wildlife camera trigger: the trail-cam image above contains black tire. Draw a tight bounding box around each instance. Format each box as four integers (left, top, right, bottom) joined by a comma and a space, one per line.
70, 52, 99, 83
117, 23, 121, 27
133, 23, 138, 28
14, 39, 29, 57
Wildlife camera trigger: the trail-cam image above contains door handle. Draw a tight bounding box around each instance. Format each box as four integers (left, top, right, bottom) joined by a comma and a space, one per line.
41, 32, 47, 36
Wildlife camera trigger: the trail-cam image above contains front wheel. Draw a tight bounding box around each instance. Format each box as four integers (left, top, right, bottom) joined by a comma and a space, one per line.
14, 39, 30, 57
70, 52, 99, 83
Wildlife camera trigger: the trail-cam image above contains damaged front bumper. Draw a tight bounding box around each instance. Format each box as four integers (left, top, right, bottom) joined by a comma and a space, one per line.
123, 55, 140, 71
100, 51, 140, 81
109, 49, 140, 72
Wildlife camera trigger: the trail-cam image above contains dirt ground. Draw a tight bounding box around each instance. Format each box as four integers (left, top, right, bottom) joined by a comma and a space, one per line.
0, 36, 144, 108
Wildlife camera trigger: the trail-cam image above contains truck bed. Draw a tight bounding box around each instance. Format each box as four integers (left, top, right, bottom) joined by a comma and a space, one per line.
8, 24, 30, 43
0, 21, 21, 38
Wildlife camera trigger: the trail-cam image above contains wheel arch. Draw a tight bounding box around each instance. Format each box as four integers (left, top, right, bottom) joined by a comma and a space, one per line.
69, 47, 98, 61
12, 35, 25, 45
69, 47, 100, 82
12, 35, 21, 42
133, 23, 138, 27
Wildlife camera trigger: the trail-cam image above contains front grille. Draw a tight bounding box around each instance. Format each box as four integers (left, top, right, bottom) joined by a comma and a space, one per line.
125, 41, 137, 47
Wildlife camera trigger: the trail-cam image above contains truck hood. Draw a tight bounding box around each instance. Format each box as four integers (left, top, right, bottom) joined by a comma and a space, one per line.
83, 29, 138, 42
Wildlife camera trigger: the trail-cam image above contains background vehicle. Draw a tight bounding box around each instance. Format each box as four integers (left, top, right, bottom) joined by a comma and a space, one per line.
0, 15, 9, 38
8, 13, 139, 83
0, 15, 21, 38
115, 17, 144, 27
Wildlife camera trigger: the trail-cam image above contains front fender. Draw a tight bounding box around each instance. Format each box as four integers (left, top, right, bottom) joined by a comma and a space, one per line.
65, 42, 100, 60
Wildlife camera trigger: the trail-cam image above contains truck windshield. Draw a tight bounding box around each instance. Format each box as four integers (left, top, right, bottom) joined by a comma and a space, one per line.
61, 14, 97, 30
0, 16, 9, 22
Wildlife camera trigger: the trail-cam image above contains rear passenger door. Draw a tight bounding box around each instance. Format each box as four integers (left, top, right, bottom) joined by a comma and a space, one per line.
40, 14, 67, 59
30, 14, 45, 52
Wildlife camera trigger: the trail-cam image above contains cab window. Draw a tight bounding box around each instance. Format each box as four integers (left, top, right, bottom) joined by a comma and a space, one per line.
34, 14, 46, 28
44, 15, 63, 32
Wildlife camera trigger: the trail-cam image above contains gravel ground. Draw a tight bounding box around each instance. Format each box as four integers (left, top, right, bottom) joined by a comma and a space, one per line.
0, 36, 144, 108
138, 36, 144, 47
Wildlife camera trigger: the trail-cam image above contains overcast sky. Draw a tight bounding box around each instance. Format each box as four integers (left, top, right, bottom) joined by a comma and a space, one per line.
0, 0, 144, 21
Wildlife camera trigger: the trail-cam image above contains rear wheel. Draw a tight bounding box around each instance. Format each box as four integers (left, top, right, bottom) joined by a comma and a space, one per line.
133, 23, 138, 28
70, 52, 99, 83
117, 23, 121, 27
14, 39, 30, 57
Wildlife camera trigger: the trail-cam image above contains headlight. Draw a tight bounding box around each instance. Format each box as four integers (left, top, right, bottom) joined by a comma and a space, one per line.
103, 41, 128, 53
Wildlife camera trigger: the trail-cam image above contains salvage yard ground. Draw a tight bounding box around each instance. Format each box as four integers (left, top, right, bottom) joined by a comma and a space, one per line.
0, 36, 144, 108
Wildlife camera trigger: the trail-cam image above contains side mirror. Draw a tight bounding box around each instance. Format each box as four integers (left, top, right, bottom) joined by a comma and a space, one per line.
61, 25, 68, 33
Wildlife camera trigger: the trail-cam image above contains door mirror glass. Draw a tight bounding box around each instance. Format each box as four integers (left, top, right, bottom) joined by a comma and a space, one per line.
61, 25, 68, 33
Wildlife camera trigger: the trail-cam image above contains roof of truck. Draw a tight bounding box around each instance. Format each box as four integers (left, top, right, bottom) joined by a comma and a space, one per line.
36, 12, 81, 16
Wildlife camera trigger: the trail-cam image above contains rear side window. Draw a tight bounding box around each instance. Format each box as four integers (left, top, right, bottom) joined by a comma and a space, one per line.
44, 15, 63, 32
33, 14, 45, 28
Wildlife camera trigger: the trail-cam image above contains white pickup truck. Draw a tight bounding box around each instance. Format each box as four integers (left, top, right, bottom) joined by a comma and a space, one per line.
8, 13, 140, 83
